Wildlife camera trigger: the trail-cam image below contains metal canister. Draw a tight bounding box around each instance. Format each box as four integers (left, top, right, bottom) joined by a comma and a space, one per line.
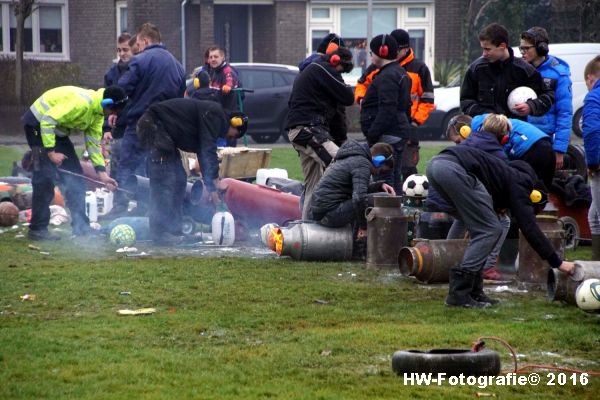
398, 239, 469, 283
547, 260, 600, 304
517, 214, 565, 285
277, 221, 353, 261
366, 196, 408, 270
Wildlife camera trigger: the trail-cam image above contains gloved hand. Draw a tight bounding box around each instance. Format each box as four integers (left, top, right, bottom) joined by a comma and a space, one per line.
222, 85, 232, 94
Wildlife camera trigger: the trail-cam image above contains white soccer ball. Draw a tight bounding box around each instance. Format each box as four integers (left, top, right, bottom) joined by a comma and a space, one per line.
507, 86, 537, 114
402, 174, 429, 198
575, 278, 600, 312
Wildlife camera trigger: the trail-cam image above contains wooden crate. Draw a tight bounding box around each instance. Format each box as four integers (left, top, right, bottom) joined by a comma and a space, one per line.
217, 147, 272, 179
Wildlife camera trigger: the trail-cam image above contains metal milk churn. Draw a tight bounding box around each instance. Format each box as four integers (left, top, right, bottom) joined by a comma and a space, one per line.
517, 212, 565, 286
366, 195, 408, 270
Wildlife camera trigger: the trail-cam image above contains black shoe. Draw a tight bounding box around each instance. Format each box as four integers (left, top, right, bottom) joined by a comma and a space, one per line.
445, 268, 490, 308
153, 232, 184, 246
28, 229, 61, 241
471, 270, 500, 305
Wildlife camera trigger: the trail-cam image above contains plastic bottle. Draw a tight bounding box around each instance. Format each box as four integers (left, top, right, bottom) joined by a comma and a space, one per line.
85, 191, 98, 223
211, 211, 235, 246
256, 168, 289, 186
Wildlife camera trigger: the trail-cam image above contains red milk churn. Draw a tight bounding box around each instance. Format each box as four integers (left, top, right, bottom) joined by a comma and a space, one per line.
366, 196, 408, 270
398, 239, 469, 283
517, 214, 564, 286
218, 178, 301, 227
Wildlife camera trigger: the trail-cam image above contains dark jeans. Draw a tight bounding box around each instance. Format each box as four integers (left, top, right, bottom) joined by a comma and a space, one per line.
519, 138, 555, 190
25, 123, 89, 234
115, 127, 147, 206
147, 150, 187, 239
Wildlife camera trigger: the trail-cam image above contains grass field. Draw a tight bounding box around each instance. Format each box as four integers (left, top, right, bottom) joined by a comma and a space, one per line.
1, 144, 599, 399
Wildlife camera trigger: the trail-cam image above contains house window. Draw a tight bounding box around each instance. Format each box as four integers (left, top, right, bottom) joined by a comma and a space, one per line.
311, 29, 330, 52
408, 29, 425, 61
9, 4, 33, 52
408, 7, 426, 18
40, 6, 62, 53
340, 8, 396, 44
116, 1, 127, 36
2, 1, 68, 60
312, 7, 330, 19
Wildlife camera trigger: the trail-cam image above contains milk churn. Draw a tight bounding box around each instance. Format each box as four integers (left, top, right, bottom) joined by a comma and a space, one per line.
275, 221, 353, 261
366, 196, 408, 270
517, 213, 564, 286
547, 260, 600, 304
398, 239, 469, 283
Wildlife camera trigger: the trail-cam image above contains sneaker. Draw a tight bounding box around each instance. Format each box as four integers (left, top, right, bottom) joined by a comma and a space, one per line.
482, 267, 503, 281
28, 229, 61, 241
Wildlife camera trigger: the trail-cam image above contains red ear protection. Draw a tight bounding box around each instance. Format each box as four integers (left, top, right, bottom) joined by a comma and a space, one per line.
325, 42, 339, 55
500, 135, 509, 145
329, 54, 341, 66
378, 34, 389, 58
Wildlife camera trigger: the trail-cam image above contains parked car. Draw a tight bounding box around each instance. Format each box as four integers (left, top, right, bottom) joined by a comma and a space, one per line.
232, 63, 299, 144
420, 43, 600, 140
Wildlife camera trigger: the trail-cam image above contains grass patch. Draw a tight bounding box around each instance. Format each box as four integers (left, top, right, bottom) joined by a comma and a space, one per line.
0, 146, 25, 176
1, 143, 598, 398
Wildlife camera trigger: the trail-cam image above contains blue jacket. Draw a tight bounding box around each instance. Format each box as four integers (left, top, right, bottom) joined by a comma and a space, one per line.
103, 60, 130, 136
298, 53, 322, 71
583, 79, 600, 168
527, 56, 573, 154
118, 44, 186, 128
472, 114, 548, 159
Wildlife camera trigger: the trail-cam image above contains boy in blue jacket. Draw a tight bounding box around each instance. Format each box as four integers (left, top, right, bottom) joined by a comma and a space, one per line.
583, 55, 600, 260
520, 27, 572, 170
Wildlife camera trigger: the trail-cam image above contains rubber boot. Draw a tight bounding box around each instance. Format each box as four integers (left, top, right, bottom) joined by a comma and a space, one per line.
592, 235, 600, 261
445, 268, 490, 308
471, 270, 499, 305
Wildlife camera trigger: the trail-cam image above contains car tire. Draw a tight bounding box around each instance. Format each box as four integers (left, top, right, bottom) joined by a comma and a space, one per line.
392, 349, 501, 376
562, 144, 587, 181
441, 109, 461, 139
250, 132, 281, 144
559, 216, 580, 250
572, 107, 583, 138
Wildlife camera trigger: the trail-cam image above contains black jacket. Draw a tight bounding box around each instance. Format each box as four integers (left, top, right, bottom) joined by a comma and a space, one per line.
439, 145, 561, 268
360, 61, 412, 144
460, 47, 554, 120
144, 98, 228, 192
311, 140, 383, 228
103, 60, 130, 138
286, 61, 354, 144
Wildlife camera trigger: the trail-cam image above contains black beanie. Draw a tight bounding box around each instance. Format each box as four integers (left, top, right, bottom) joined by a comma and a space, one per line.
317, 33, 345, 54
103, 85, 128, 108
370, 34, 398, 60
390, 29, 410, 49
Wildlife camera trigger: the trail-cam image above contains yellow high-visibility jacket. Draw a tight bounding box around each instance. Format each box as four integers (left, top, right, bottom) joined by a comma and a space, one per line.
30, 86, 106, 171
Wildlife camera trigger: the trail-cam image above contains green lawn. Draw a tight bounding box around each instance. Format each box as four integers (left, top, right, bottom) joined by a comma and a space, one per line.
1, 143, 598, 399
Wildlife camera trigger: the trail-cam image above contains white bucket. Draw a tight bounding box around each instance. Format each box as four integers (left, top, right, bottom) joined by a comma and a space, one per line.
85, 191, 98, 223
95, 188, 114, 216
211, 211, 235, 246
256, 168, 288, 186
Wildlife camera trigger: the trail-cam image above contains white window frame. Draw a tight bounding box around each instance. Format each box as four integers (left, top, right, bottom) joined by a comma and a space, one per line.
116, 0, 127, 37
0, 0, 69, 61
306, 2, 434, 71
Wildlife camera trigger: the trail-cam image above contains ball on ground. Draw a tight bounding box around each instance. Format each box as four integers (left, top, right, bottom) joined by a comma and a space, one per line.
110, 224, 136, 247
0, 201, 19, 227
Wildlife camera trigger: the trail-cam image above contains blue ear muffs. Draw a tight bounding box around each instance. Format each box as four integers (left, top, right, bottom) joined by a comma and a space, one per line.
101, 96, 128, 109
101, 98, 114, 108
372, 154, 392, 168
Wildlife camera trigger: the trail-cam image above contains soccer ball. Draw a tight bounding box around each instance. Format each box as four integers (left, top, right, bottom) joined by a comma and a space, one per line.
402, 174, 429, 198
575, 278, 600, 312
507, 86, 537, 114
110, 224, 136, 247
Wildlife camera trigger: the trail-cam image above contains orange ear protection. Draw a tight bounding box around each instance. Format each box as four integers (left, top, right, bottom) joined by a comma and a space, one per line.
325, 42, 339, 55
378, 34, 389, 58
230, 116, 243, 127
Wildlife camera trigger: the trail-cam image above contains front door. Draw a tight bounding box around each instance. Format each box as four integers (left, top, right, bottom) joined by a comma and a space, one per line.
214, 5, 248, 62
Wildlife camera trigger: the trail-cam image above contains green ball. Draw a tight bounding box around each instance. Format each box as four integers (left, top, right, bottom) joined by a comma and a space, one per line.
110, 224, 136, 247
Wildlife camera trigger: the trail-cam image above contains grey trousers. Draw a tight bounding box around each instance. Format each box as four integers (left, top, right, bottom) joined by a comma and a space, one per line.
288, 126, 339, 219
588, 172, 600, 235
426, 157, 503, 272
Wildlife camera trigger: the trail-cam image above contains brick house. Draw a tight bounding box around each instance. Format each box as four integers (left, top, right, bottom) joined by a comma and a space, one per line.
0, 0, 463, 90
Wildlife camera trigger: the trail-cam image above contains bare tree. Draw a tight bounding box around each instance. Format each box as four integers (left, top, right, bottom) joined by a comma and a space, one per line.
13, 0, 35, 105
